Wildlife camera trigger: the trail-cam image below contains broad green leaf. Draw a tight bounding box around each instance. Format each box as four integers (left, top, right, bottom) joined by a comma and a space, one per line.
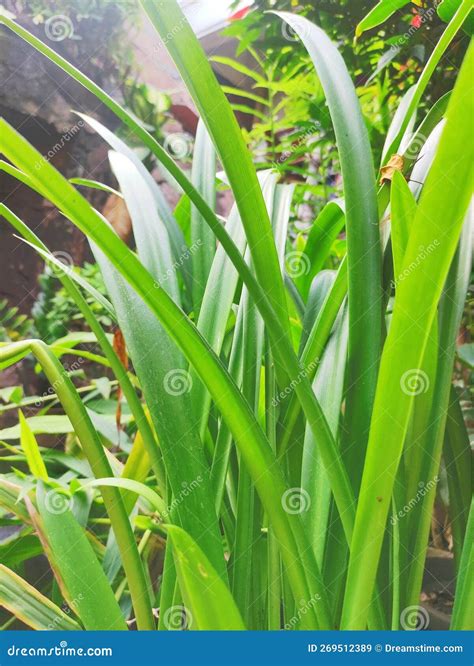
1, 415, 77, 439
34, 482, 127, 631
0, 413, 130, 440
299, 271, 336, 354
230, 251, 266, 627
402, 91, 451, 172
302, 303, 348, 565
108, 150, 180, 303
0, 565, 82, 631
191, 171, 277, 439
0, 17, 351, 574
167, 525, 246, 630
278, 258, 347, 456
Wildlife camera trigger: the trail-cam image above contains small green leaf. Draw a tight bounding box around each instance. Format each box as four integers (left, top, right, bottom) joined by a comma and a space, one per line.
18, 411, 48, 481
356, 0, 411, 37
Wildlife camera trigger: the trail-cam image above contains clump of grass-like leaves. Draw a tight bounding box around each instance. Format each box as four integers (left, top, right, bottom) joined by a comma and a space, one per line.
0, 0, 472, 632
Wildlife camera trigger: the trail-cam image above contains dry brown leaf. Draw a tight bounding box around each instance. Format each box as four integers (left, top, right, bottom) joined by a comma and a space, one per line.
113, 329, 128, 438
379, 153, 404, 185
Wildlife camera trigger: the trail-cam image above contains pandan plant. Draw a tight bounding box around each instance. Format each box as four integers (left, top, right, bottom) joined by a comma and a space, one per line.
0, 0, 472, 631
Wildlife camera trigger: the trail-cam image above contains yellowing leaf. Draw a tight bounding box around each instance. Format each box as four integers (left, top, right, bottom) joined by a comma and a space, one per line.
19, 410, 48, 481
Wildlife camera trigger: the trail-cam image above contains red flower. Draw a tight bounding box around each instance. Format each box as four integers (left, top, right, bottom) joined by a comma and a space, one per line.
229, 6, 252, 21
411, 14, 423, 28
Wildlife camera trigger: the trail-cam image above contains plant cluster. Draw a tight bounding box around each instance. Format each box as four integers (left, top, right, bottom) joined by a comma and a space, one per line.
0, 0, 472, 632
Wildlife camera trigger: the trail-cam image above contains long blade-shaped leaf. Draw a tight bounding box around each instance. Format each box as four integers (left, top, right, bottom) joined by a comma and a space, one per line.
0, 565, 81, 631
32, 482, 127, 631
93, 153, 226, 580
276, 11, 382, 493
191, 119, 216, 312
140, 1, 290, 333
